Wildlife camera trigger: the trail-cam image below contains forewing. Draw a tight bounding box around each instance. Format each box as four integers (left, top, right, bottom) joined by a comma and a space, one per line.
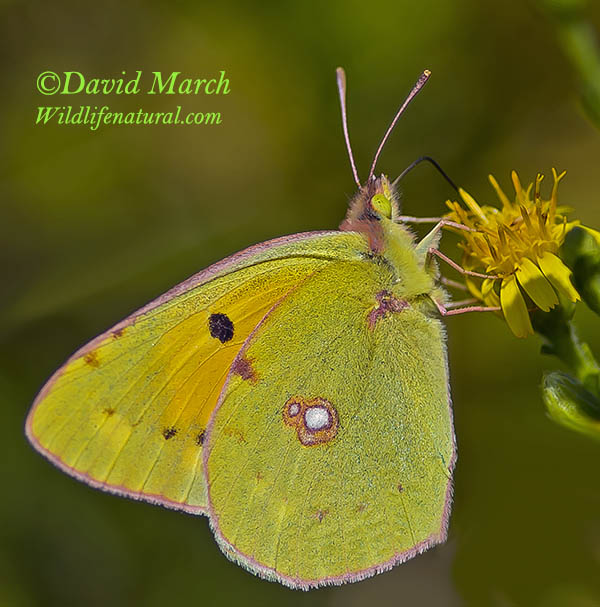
26, 231, 368, 513
205, 261, 455, 587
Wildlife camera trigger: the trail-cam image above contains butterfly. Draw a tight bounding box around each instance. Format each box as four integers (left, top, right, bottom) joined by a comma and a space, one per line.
25, 68, 491, 589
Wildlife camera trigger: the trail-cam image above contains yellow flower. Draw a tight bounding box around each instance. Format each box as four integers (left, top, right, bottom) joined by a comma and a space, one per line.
445, 169, 583, 338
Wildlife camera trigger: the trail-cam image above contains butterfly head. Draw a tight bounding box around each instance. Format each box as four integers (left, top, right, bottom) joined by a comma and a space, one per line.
366, 175, 398, 220
339, 175, 411, 254
341, 174, 399, 225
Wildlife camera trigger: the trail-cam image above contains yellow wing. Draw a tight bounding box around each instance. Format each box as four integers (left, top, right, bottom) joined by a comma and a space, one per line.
204, 258, 455, 587
26, 231, 370, 513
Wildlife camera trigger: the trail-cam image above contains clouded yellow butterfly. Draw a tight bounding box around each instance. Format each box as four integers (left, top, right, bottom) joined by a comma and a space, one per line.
25, 68, 476, 589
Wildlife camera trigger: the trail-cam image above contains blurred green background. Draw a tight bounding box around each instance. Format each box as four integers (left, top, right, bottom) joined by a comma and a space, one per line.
2, 1, 600, 605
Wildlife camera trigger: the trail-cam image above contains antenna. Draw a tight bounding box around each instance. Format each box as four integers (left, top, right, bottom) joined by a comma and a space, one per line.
392, 156, 458, 192
368, 69, 432, 182
336, 67, 361, 188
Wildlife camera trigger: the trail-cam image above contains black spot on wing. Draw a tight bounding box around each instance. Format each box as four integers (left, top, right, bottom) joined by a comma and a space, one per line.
162, 427, 177, 440
208, 313, 234, 343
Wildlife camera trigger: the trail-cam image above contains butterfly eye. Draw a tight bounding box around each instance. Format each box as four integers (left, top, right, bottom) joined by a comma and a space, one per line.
370, 194, 392, 219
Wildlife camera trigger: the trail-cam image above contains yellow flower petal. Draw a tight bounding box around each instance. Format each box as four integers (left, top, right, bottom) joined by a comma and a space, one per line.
537, 251, 580, 302
534, 173, 544, 202
515, 258, 559, 311
481, 278, 500, 307
550, 167, 567, 204
500, 274, 533, 338
488, 174, 512, 209
459, 188, 489, 224
511, 170, 524, 204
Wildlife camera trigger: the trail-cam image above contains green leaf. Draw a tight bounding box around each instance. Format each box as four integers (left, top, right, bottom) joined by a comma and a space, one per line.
561, 226, 600, 315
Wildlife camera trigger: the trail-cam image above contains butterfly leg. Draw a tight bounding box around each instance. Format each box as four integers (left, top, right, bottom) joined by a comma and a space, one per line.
413, 219, 476, 261
411, 219, 501, 314
444, 298, 479, 309
428, 248, 499, 280
440, 277, 469, 292
433, 299, 501, 316
397, 216, 474, 232
411, 216, 500, 286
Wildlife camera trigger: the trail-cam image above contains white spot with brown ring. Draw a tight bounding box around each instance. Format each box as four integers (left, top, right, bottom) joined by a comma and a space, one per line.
283, 396, 339, 446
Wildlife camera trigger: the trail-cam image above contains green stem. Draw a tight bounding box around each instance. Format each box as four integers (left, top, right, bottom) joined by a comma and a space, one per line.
535, 316, 600, 395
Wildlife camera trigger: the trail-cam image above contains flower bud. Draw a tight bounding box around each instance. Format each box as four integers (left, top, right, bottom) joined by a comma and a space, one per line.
542, 371, 600, 440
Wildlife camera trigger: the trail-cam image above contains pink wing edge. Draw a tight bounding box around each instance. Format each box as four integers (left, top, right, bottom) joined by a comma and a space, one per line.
202, 290, 458, 589
24, 230, 336, 516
